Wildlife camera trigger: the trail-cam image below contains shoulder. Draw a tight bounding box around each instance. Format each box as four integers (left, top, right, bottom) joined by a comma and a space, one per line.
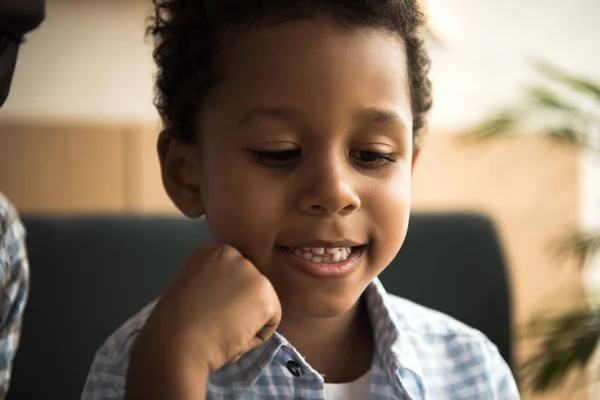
0, 191, 27, 281
0, 193, 15, 223
386, 293, 484, 339
386, 293, 495, 359
94, 301, 157, 366
0, 193, 28, 389
385, 294, 519, 398
0, 193, 25, 246
82, 302, 157, 397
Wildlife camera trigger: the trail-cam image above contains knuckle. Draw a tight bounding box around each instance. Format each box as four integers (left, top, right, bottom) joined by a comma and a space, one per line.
217, 244, 243, 260
263, 300, 279, 319
192, 243, 215, 258
183, 244, 214, 269
254, 276, 277, 301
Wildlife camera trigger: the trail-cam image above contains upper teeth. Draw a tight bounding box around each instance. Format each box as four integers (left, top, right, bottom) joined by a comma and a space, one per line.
288, 247, 353, 263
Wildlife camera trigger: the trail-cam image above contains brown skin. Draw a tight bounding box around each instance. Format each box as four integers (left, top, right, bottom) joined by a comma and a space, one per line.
127, 16, 420, 399
126, 244, 281, 400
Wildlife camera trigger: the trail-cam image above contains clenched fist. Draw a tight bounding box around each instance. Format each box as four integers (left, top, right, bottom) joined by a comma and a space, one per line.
125, 244, 282, 400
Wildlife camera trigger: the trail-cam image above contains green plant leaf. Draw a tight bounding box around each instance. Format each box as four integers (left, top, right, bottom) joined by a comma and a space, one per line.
543, 126, 587, 147
556, 232, 600, 267
520, 307, 600, 392
526, 86, 578, 113
461, 110, 521, 141
533, 59, 600, 104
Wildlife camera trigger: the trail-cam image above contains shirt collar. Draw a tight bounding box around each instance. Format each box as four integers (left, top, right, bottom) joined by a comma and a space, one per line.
364, 278, 426, 399
364, 278, 424, 377
210, 278, 425, 397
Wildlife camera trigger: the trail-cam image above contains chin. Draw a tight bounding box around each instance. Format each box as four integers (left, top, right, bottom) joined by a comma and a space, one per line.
278, 289, 361, 319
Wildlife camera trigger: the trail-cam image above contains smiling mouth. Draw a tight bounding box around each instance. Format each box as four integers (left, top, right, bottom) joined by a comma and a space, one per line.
282, 246, 363, 264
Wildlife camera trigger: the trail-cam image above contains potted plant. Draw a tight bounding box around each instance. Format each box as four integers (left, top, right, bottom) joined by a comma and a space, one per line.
465, 60, 600, 393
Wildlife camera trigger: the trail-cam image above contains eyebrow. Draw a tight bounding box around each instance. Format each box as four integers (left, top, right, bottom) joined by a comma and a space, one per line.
236, 106, 305, 129
236, 106, 408, 132
356, 107, 409, 132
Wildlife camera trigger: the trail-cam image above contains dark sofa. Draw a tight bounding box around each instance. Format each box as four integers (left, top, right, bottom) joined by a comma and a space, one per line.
7, 212, 514, 399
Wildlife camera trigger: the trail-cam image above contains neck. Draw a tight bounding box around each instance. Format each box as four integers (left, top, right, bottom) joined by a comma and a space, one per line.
277, 297, 375, 383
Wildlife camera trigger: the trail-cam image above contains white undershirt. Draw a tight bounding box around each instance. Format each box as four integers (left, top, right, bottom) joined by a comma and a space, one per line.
323, 370, 372, 400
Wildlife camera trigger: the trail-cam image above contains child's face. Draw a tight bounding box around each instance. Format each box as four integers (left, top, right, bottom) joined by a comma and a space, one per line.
164, 17, 417, 318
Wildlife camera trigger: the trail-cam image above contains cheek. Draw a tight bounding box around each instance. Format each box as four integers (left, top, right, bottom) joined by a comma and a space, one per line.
201, 162, 284, 259
366, 173, 412, 270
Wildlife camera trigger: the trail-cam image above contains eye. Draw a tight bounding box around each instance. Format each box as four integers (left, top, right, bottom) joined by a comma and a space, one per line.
349, 150, 397, 168
250, 148, 301, 168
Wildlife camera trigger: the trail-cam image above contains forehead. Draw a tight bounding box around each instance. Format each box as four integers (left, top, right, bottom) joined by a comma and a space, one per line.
203, 17, 413, 131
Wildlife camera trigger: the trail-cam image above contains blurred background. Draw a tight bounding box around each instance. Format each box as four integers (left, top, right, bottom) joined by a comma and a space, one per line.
1, 0, 599, 399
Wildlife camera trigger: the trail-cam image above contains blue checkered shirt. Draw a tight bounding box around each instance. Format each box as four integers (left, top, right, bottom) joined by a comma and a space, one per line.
0, 194, 29, 398
82, 278, 519, 399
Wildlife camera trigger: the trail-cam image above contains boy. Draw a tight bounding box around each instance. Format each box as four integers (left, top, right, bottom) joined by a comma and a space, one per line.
83, 0, 520, 398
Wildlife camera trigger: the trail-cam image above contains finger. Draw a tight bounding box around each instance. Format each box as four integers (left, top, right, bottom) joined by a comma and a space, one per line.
247, 336, 267, 352
194, 243, 216, 257
226, 354, 244, 365
245, 323, 277, 351
254, 319, 279, 345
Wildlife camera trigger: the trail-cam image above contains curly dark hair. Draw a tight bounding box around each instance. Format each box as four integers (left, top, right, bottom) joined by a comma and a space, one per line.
148, 0, 432, 145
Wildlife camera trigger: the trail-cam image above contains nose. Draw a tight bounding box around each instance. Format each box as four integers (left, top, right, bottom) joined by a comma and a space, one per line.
297, 162, 361, 216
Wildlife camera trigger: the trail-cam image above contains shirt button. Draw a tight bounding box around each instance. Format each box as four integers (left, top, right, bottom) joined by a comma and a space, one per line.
286, 360, 304, 377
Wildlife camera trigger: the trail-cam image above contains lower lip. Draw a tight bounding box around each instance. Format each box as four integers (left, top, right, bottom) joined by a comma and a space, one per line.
278, 246, 364, 278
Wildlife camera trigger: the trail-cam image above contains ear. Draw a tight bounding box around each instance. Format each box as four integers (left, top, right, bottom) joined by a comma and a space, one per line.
411, 147, 421, 176
157, 132, 205, 218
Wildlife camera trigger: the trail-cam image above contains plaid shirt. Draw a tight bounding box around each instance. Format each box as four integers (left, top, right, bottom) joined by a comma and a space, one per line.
0, 194, 28, 399
82, 279, 520, 400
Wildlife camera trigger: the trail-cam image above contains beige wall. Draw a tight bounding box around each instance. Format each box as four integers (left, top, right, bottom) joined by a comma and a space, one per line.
0, 121, 586, 398
0, 121, 127, 212
4, 1, 600, 132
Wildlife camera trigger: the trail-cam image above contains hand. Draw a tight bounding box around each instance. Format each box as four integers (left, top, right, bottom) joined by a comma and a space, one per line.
126, 244, 282, 400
